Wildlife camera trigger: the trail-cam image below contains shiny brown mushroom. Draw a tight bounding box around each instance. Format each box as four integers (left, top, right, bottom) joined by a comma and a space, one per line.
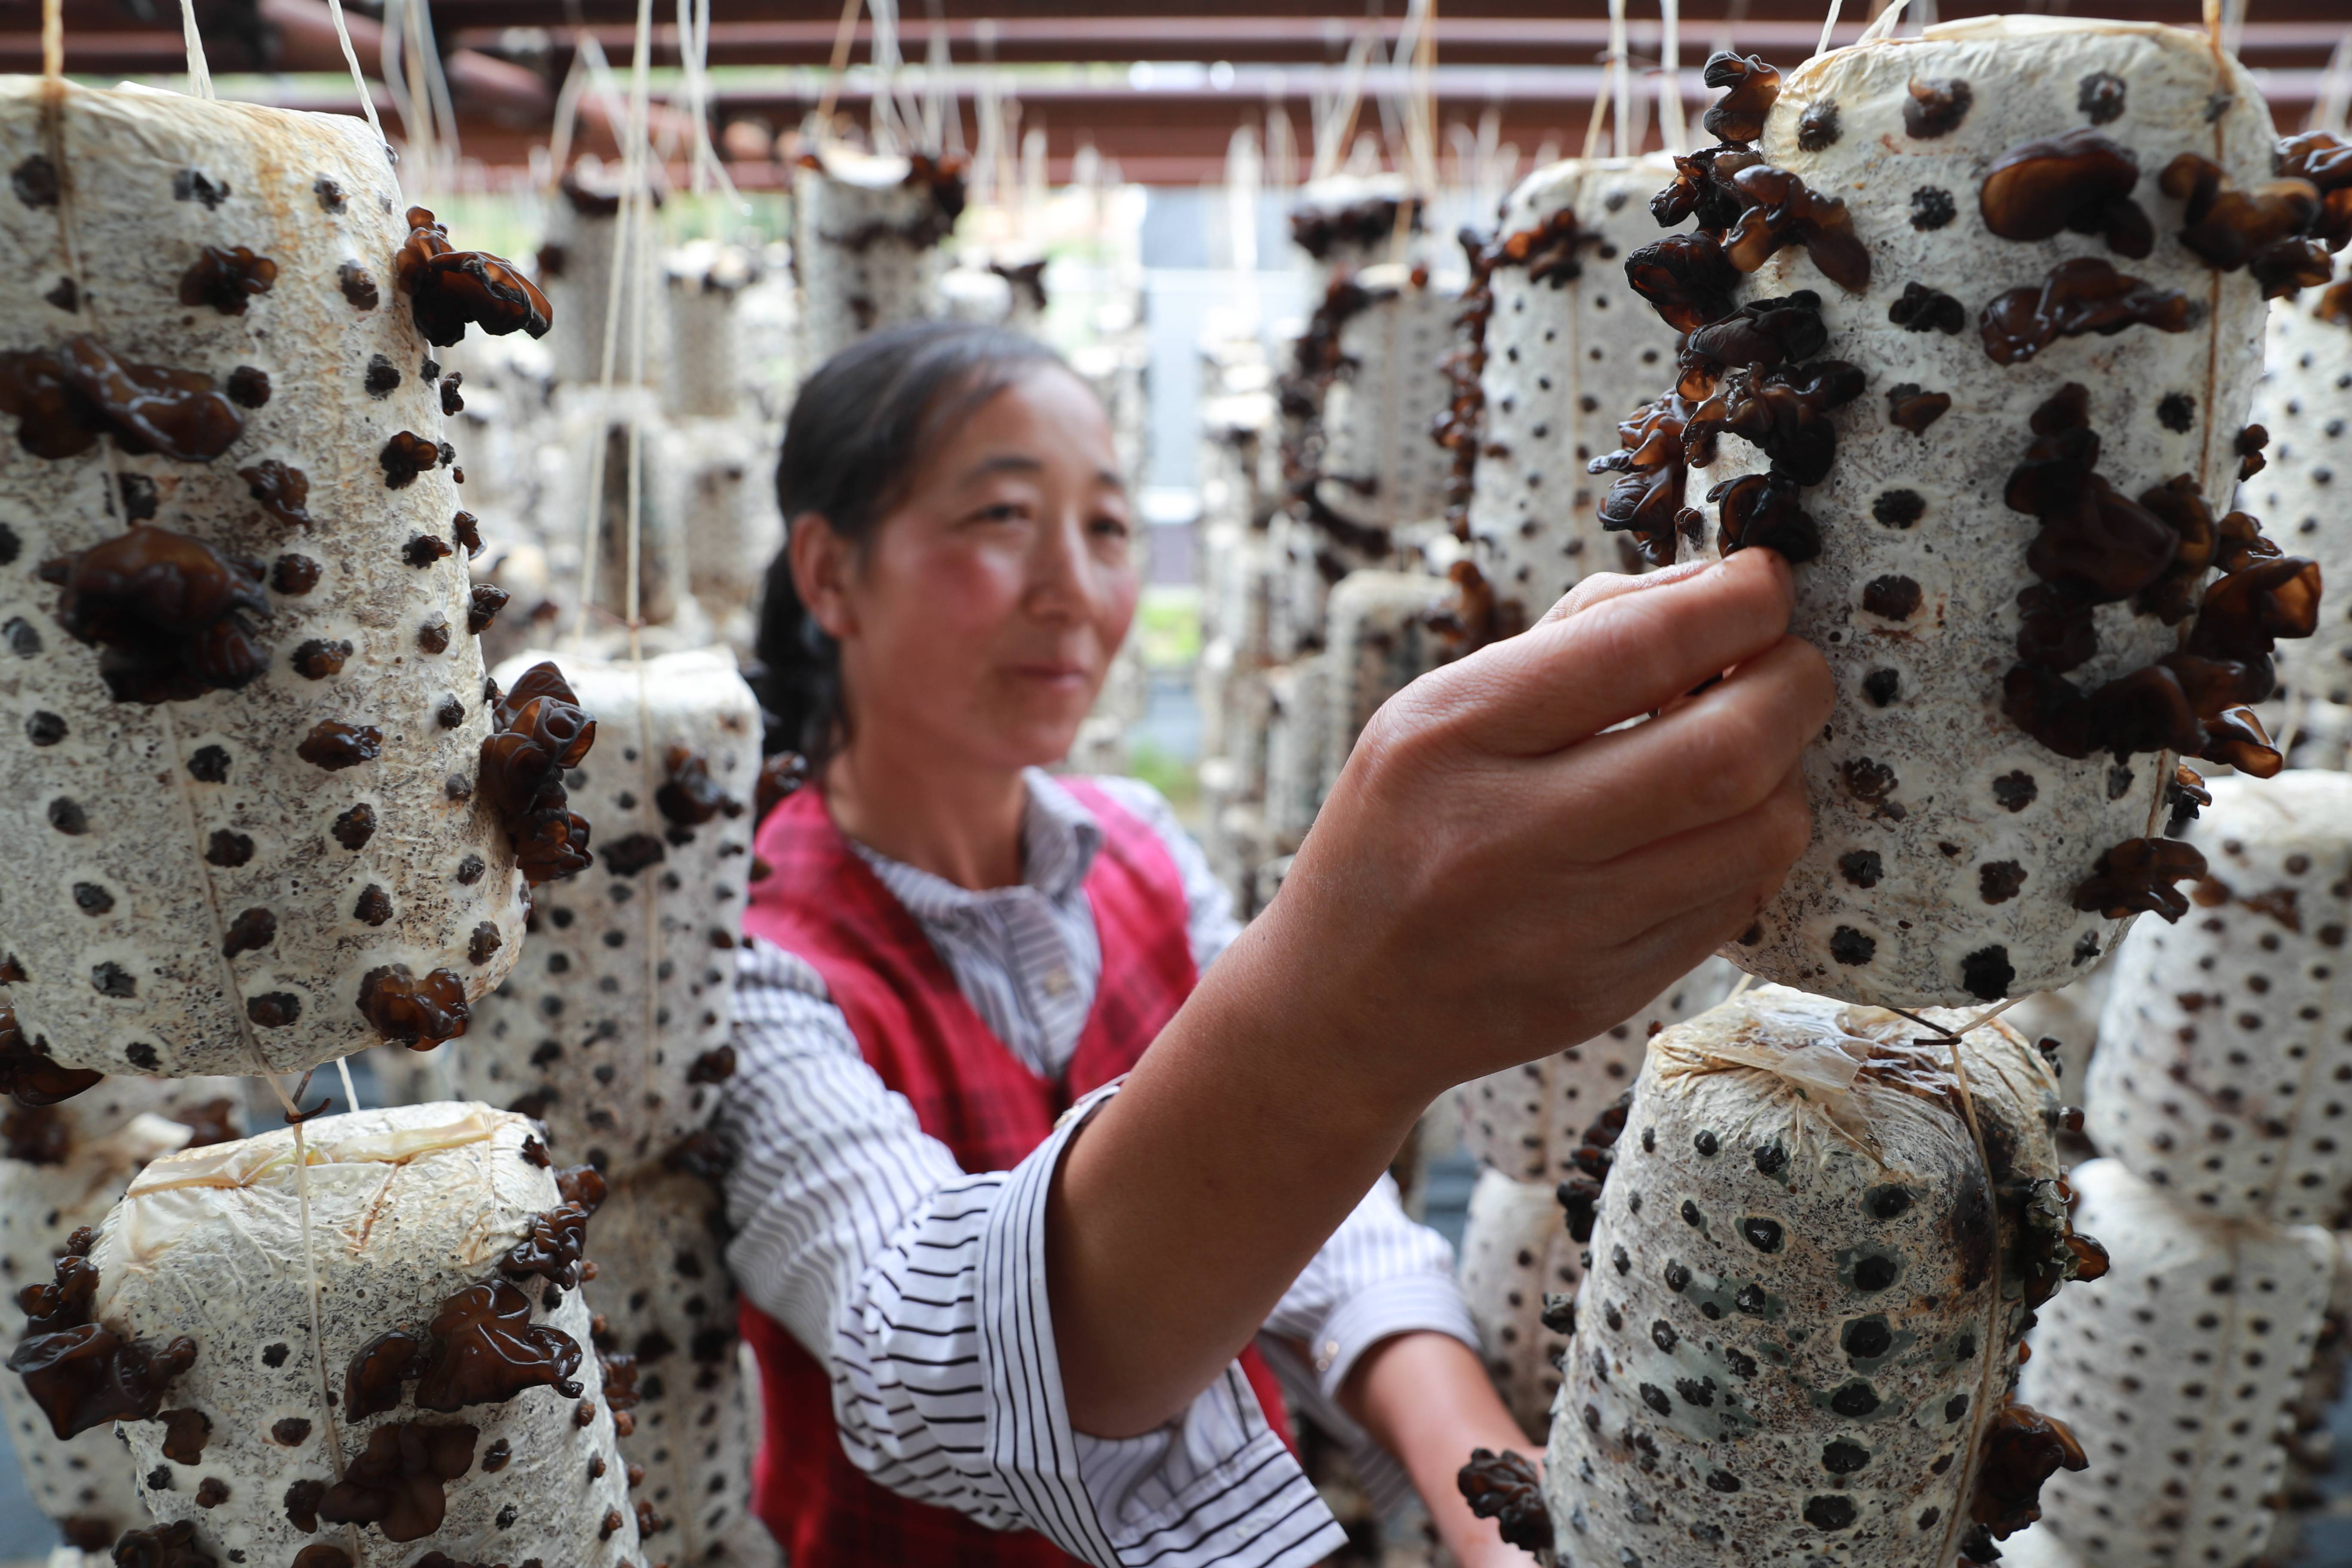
1978, 130, 2151, 257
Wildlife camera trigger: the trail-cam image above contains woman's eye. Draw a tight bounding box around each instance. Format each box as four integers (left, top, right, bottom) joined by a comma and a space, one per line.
1089, 514, 1131, 540
974, 502, 1027, 524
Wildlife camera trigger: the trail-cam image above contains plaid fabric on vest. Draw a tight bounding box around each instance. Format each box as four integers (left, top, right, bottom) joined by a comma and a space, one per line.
737, 779, 1284, 1568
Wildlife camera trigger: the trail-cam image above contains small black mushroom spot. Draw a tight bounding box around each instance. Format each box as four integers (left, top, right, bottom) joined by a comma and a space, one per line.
1842, 1317, 1893, 1359
250, 992, 303, 1029
1828, 1381, 1881, 1417
315, 177, 346, 212
403, 534, 454, 568
48, 796, 87, 834
1741, 1217, 1784, 1253
1980, 861, 2027, 904
1823, 1440, 1871, 1474
1863, 575, 1923, 621
1804, 1495, 1859, 1531
12, 154, 58, 207
338, 262, 379, 311
1911, 187, 1957, 230
225, 367, 270, 409
1890, 282, 1966, 334
1838, 851, 1883, 888
1853, 1253, 1900, 1291
92, 962, 135, 998
26, 710, 64, 745
1866, 1185, 1913, 1220
1873, 489, 1927, 528
1863, 669, 1901, 707
1904, 77, 1973, 138
187, 746, 230, 783
1830, 926, 1877, 965
364, 356, 401, 398
1797, 101, 1842, 151
1993, 771, 2038, 813
2157, 392, 2196, 433
1961, 944, 2015, 1001
172, 168, 230, 208
2079, 71, 2126, 124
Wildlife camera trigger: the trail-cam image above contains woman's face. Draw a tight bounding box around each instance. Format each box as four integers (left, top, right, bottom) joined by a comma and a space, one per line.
798, 365, 1140, 773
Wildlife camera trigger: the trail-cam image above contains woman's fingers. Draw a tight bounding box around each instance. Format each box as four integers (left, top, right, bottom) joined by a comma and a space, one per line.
1519, 633, 1833, 863
1571, 763, 1815, 936
1531, 558, 1715, 627
1453, 549, 1800, 755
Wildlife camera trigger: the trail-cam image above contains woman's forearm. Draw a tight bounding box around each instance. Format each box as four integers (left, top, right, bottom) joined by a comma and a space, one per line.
1045, 552, 1832, 1441
1342, 1332, 1544, 1567
1046, 916, 1424, 1438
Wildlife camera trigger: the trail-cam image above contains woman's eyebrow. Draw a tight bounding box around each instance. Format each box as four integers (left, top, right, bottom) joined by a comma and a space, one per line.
956, 453, 1044, 484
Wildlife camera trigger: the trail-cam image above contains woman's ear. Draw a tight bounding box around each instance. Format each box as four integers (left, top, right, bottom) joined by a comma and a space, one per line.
787, 513, 858, 640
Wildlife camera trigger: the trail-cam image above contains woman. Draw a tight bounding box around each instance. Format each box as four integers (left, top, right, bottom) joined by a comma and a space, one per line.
719, 321, 1828, 1568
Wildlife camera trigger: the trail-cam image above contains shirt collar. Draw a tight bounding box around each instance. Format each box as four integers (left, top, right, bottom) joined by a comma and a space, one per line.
842, 767, 1104, 918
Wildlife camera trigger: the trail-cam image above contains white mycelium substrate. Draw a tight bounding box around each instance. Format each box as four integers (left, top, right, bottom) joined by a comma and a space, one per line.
1319, 569, 1463, 793
1545, 985, 2082, 1566
90, 1105, 637, 1568
1461, 959, 1743, 1185
1683, 20, 2276, 1006
2245, 261, 2352, 709
793, 146, 960, 373
2016, 1157, 2335, 1568
1458, 1167, 1580, 1438
1465, 156, 1688, 623
0, 81, 528, 1077
2085, 771, 2352, 1225
1314, 263, 1463, 535
1, 1075, 243, 1548
589, 1167, 775, 1568
461, 648, 759, 1176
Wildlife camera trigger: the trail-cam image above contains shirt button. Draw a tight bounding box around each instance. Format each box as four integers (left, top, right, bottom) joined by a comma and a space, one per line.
1315, 1339, 1338, 1373
1042, 968, 1073, 997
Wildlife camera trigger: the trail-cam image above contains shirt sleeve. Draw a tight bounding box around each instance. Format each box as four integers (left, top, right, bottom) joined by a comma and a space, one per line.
1089, 775, 1244, 972
719, 937, 1347, 1568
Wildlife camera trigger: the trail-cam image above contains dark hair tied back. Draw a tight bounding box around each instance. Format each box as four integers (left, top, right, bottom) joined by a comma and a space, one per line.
756, 319, 1065, 767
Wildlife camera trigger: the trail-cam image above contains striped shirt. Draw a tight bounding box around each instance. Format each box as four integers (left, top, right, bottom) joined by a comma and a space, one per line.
717, 770, 1476, 1566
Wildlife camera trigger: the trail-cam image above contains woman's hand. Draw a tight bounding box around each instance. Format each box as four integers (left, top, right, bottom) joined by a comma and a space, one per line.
1256, 547, 1831, 1103
1051, 548, 1832, 1439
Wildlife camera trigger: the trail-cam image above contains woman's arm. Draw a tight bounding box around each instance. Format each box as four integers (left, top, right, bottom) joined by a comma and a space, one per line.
1049, 551, 1834, 1437
1342, 1332, 1544, 1567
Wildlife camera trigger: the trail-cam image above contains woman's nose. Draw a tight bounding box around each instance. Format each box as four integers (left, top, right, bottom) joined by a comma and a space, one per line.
1024, 509, 1104, 621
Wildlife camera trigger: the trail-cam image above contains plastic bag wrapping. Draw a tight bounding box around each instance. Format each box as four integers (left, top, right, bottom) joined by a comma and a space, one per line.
0, 80, 528, 1076
1544, 984, 2090, 1565
2085, 771, 2352, 1223
86, 1104, 636, 1568
1320, 569, 1466, 790
1314, 264, 1465, 533
793, 146, 960, 372
459, 649, 759, 1176
2016, 1157, 2335, 1568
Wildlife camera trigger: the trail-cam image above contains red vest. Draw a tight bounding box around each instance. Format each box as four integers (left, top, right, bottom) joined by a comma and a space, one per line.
737, 780, 1289, 1568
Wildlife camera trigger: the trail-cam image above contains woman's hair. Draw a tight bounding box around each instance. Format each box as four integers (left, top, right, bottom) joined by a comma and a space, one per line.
755, 319, 1068, 766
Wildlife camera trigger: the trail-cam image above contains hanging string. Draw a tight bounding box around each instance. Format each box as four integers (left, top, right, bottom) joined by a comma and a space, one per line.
321, 0, 388, 150
177, 0, 215, 98
2315, 33, 2352, 133
1814, 0, 1846, 61
1657, 0, 1687, 153
1580, 44, 1618, 161
814, 0, 864, 135
1609, 0, 1632, 159
41, 0, 60, 79
337, 1055, 362, 1115
1856, 0, 1913, 46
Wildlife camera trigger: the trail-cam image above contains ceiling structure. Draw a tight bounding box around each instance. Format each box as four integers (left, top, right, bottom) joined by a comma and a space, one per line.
9, 0, 2346, 184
